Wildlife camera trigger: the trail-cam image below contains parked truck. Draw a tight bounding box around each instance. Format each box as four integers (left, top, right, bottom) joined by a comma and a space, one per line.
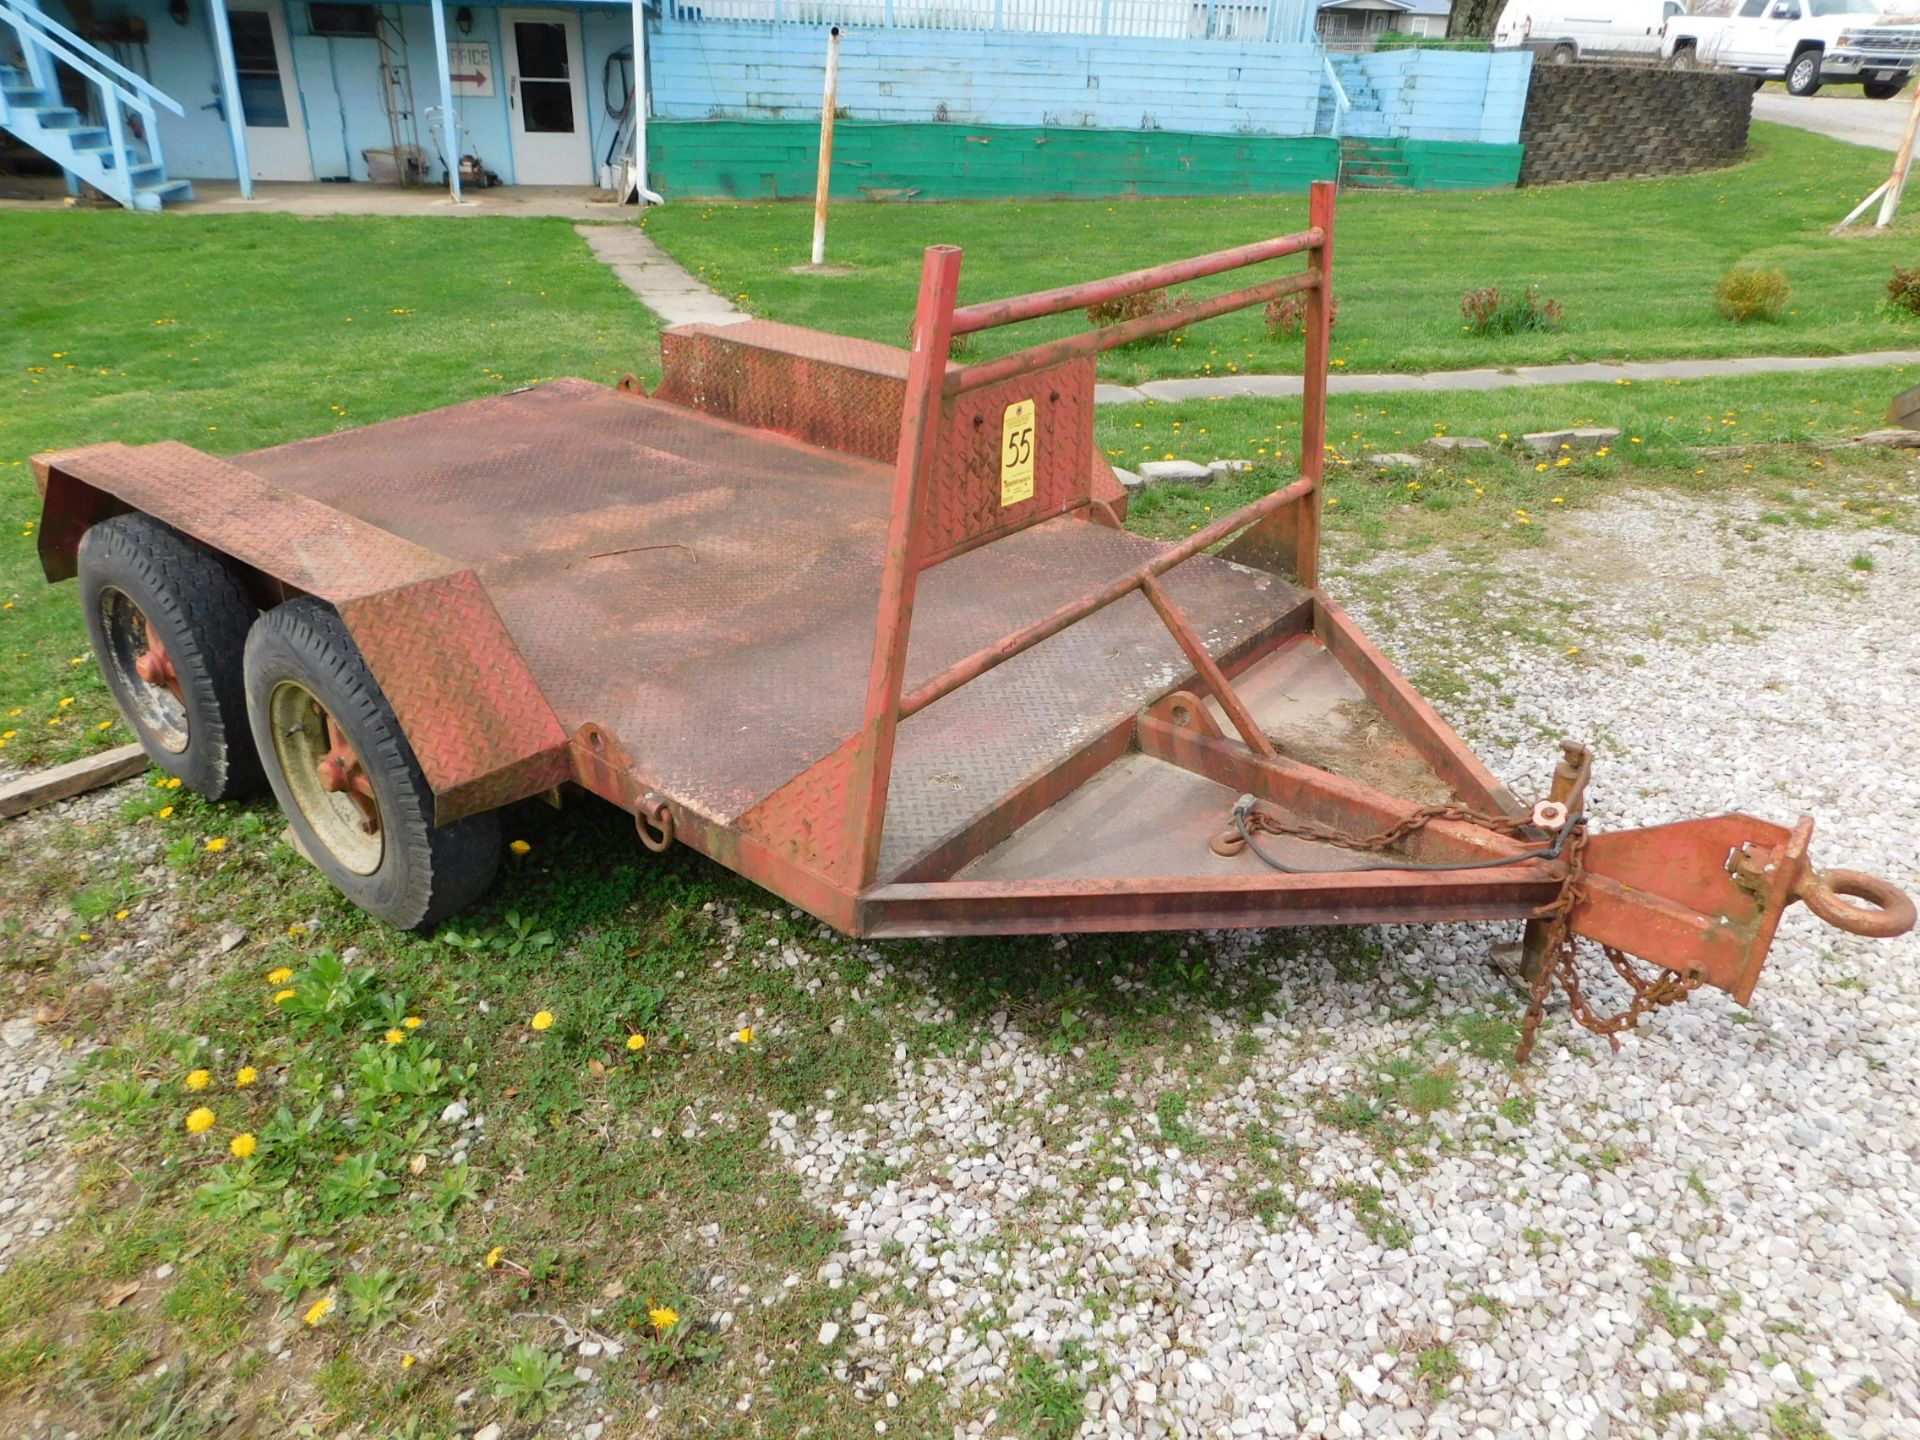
1662, 0, 1920, 97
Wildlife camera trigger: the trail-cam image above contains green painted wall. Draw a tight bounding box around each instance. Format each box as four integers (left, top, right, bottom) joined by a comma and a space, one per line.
1399, 139, 1525, 191
649, 119, 1342, 201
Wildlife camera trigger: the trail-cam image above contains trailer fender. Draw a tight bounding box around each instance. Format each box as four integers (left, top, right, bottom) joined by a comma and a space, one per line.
32, 441, 570, 824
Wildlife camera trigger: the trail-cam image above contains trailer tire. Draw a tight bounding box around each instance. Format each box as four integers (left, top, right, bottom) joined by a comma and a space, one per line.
244, 597, 500, 930
1787, 46, 1823, 96
1549, 42, 1576, 65
78, 513, 264, 800
1668, 42, 1697, 70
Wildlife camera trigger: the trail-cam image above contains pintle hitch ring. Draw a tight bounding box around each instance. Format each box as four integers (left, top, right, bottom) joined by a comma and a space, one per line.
1796, 868, 1916, 939
637, 793, 676, 853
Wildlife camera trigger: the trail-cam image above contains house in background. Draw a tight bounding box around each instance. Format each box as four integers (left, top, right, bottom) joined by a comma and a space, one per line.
3, 0, 1519, 212
1315, 0, 1454, 45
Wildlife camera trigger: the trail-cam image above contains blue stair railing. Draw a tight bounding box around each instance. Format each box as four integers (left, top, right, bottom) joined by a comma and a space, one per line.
0, 0, 191, 210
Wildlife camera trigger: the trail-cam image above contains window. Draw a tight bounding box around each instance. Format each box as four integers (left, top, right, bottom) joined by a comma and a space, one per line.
1738, 0, 1768, 14
227, 10, 288, 127
309, 3, 378, 37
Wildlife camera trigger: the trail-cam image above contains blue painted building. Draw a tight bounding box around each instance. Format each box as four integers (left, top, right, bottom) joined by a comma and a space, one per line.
2, 0, 1525, 209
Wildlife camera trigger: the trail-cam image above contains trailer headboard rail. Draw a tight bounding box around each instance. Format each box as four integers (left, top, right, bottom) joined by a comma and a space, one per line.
844, 181, 1340, 888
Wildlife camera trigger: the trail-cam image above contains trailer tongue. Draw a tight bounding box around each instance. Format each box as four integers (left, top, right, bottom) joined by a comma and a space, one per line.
33, 182, 1913, 1057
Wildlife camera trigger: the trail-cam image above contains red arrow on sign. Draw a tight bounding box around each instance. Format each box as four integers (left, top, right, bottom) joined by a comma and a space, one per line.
451, 69, 487, 85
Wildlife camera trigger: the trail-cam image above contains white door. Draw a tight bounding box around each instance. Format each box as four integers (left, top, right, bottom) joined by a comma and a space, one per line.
224, 0, 313, 181
501, 10, 592, 185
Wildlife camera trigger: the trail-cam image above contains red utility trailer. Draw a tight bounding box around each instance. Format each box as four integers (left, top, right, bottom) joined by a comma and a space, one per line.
33, 183, 1912, 1055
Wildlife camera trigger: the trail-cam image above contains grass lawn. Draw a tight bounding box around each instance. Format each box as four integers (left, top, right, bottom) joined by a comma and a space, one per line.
0, 201, 1916, 1438
0, 211, 660, 774
644, 123, 1920, 385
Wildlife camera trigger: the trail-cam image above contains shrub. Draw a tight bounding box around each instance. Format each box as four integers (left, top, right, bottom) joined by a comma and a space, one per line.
1263, 292, 1340, 341
1712, 266, 1789, 324
1084, 286, 1185, 346
1460, 284, 1564, 335
1887, 264, 1920, 316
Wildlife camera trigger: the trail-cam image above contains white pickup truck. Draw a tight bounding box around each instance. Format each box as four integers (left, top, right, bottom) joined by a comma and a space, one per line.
1662, 0, 1920, 97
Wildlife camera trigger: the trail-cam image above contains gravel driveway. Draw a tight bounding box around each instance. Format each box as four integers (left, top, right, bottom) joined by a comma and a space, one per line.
778, 491, 1920, 1439
1754, 91, 1911, 153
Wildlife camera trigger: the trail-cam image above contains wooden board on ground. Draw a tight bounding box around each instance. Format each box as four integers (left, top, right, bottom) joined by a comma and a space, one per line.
1887, 382, 1920, 431
0, 744, 149, 820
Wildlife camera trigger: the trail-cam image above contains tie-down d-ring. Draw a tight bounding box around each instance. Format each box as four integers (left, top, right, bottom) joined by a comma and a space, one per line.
637, 792, 675, 853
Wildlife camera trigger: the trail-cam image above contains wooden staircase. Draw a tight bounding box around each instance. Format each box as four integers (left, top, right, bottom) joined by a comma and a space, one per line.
0, 0, 192, 212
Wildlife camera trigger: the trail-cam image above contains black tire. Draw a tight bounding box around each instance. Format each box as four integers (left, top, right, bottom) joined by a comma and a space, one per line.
1864, 78, 1906, 100
78, 513, 264, 800
1787, 47, 1823, 96
1669, 42, 1697, 70
1550, 42, 1576, 65
244, 596, 500, 930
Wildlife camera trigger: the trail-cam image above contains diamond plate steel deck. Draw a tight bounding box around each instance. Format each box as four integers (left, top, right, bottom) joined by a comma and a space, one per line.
220, 380, 1305, 856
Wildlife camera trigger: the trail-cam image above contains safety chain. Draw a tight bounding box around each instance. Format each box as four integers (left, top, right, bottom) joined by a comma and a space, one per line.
1236, 799, 1539, 855
1230, 798, 1704, 1060
1515, 820, 1702, 1062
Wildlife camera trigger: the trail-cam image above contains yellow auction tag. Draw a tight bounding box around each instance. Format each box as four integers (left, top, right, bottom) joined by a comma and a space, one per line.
1000, 399, 1036, 507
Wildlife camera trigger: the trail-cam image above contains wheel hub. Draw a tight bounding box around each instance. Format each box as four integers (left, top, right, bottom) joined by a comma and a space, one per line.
99, 588, 189, 753
269, 681, 384, 875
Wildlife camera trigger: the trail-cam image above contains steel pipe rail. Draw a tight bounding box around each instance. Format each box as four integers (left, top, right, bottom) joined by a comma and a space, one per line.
947, 227, 1325, 336
946, 270, 1320, 396
898, 474, 1317, 719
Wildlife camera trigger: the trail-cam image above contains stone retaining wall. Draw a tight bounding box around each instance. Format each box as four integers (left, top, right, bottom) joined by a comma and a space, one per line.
1518, 63, 1752, 186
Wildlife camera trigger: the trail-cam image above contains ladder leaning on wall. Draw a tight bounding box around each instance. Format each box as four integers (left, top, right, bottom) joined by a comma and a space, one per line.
375, 4, 420, 184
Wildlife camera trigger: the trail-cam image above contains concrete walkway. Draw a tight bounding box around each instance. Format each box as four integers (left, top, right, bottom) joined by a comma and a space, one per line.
1753, 92, 1910, 152
1094, 349, 1920, 404
575, 223, 749, 329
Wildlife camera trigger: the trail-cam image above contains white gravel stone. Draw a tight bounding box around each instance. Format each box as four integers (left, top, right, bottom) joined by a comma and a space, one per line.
760, 489, 1920, 1439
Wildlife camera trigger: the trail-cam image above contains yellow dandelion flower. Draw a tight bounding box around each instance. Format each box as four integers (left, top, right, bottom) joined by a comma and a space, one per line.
404, 1016, 423, 1030
401, 1353, 417, 1370
185, 1106, 216, 1134
230, 1132, 257, 1159
114, 908, 129, 921
385, 1028, 405, 1046
486, 1246, 506, 1269
530, 1011, 554, 1032
97, 720, 112, 731
649, 1305, 679, 1333
157, 805, 173, 819
734, 1026, 755, 1046
165, 777, 181, 789
235, 1066, 258, 1088
509, 839, 531, 856
57, 697, 73, 708
76, 932, 91, 943
286, 923, 307, 937
626, 1034, 646, 1052
304, 1294, 335, 1326
185, 1069, 211, 1092
274, 988, 297, 1005
268, 966, 294, 985
204, 837, 227, 853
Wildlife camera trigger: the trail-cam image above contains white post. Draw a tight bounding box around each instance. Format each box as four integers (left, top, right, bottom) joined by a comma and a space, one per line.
810, 26, 841, 266
204, 0, 254, 199
631, 0, 659, 202
428, 0, 463, 202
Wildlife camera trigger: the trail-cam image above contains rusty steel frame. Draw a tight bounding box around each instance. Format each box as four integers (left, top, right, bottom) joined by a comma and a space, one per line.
31, 179, 1913, 1020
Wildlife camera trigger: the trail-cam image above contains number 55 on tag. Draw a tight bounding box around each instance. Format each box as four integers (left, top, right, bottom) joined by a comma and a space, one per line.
1000, 399, 1036, 507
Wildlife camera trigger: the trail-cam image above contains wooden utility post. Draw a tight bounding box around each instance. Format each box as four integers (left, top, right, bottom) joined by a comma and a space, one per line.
811, 26, 842, 267
1835, 79, 1920, 231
